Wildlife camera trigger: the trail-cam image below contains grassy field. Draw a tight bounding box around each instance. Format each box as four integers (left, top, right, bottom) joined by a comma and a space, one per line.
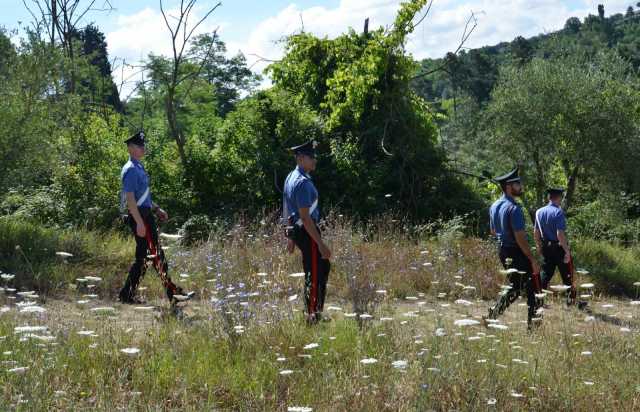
2, 217, 640, 410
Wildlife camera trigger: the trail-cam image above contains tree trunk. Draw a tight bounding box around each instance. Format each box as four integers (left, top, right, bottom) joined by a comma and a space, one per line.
531, 149, 545, 208
51, 0, 56, 46
564, 165, 579, 213
165, 88, 188, 170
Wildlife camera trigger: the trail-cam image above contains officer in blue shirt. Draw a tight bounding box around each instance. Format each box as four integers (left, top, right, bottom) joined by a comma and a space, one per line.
120, 131, 190, 305
534, 188, 575, 303
283, 140, 331, 324
486, 167, 542, 328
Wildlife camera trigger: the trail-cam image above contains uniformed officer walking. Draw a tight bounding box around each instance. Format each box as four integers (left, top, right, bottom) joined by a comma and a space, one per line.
534, 188, 575, 304
119, 131, 190, 305
283, 141, 331, 324
486, 168, 543, 328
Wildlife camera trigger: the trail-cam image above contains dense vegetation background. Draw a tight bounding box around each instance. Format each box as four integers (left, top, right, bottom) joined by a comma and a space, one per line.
2, 0, 640, 243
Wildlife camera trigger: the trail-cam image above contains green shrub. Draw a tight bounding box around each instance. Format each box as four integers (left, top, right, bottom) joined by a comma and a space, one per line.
180, 214, 215, 245
0, 217, 130, 295
573, 238, 640, 297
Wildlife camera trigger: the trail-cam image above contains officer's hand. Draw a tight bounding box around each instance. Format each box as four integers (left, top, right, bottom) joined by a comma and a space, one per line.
156, 208, 168, 222
287, 238, 295, 254
563, 253, 571, 264
319, 243, 332, 260
136, 223, 146, 238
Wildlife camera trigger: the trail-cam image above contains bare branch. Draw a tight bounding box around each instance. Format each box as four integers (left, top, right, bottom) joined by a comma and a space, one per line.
184, 2, 221, 48
411, 11, 478, 80
411, 0, 434, 31
180, 27, 220, 96
247, 53, 280, 70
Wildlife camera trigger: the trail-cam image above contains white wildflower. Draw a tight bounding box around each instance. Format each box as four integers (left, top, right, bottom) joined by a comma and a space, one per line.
85, 276, 102, 282
19, 306, 46, 314
499, 268, 519, 275
391, 360, 408, 369
159, 233, 182, 241
91, 307, 116, 313
454, 319, 480, 327
14, 326, 47, 333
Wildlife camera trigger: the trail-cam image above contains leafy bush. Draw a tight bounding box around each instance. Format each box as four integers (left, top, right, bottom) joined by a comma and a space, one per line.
573, 238, 640, 297
570, 195, 640, 245
0, 186, 65, 224
0, 217, 129, 294
180, 214, 215, 245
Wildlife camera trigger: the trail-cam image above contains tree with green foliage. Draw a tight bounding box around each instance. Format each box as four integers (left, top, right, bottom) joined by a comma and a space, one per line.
487, 51, 640, 212
268, 0, 480, 219
78, 25, 122, 112
511, 36, 533, 65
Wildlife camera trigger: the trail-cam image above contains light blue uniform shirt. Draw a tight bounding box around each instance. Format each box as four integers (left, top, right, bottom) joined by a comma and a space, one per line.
121, 158, 153, 208
489, 195, 526, 248
283, 165, 319, 224
535, 202, 566, 242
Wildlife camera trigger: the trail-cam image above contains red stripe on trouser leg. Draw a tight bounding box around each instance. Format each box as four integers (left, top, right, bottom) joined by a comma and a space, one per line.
144, 223, 176, 294
310, 239, 318, 314
144, 223, 160, 270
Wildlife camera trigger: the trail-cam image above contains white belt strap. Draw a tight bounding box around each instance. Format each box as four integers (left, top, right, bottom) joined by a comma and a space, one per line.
295, 198, 318, 226
137, 187, 150, 207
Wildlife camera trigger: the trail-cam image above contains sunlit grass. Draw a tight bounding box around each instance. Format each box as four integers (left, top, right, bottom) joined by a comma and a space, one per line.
2, 216, 640, 410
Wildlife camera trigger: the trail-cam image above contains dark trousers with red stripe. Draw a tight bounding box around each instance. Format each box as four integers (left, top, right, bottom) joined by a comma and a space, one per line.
489, 246, 541, 325
119, 207, 180, 302
540, 242, 572, 289
291, 224, 330, 316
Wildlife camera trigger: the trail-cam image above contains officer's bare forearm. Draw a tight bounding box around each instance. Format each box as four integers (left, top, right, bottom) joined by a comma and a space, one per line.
557, 230, 570, 255
514, 231, 535, 261
302, 216, 325, 248
126, 193, 144, 225
533, 228, 542, 251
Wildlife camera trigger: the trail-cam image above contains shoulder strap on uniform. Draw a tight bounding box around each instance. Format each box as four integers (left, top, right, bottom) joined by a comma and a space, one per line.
137, 187, 150, 206
120, 160, 133, 180
295, 198, 318, 227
